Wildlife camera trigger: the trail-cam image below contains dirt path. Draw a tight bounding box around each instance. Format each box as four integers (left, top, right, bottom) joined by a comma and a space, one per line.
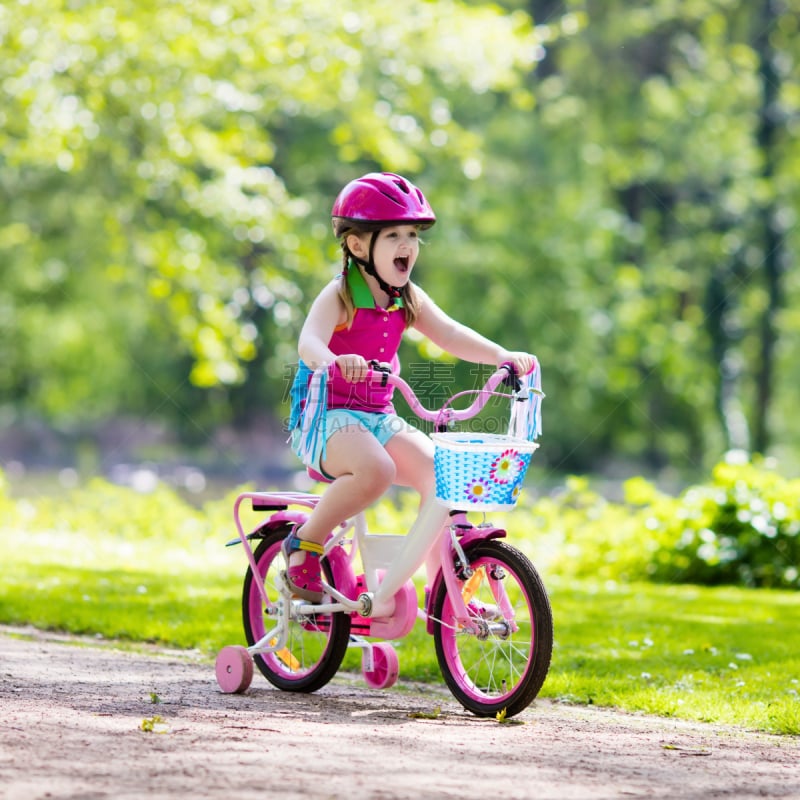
1, 626, 798, 800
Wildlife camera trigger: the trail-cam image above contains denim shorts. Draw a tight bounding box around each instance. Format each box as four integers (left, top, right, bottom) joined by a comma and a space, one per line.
291, 408, 411, 479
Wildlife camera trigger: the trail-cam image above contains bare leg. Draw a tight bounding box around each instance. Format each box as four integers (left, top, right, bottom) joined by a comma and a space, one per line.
384, 424, 436, 499
384, 426, 441, 585
294, 425, 396, 549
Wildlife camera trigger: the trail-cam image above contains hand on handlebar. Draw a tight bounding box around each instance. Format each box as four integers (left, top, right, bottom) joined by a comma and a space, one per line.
497, 351, 537, 377
334, 354, 371, 383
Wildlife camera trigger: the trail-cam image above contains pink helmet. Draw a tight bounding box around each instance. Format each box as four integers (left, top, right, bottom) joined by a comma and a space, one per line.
331, 172, 436, 236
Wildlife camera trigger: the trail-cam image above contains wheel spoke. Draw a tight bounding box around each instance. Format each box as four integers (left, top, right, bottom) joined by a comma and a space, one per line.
433, 540, 552, 718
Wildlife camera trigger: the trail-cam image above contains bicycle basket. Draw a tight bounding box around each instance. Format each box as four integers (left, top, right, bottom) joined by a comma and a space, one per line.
431, 432, 539, 511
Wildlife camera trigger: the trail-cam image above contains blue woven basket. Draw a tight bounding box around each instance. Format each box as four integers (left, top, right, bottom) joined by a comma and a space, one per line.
431, 432, 539, 511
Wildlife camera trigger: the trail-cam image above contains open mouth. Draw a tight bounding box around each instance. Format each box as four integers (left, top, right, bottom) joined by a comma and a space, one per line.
394, 256, 410, 273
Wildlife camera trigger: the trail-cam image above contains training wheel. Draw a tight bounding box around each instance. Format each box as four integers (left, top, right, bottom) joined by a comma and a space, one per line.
215, 645, 254, 694
361, 643, 399, 690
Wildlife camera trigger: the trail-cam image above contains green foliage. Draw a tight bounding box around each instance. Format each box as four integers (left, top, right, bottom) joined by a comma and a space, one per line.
647, 456, 800, 589
529, 454, 800, 590
0, 0, 541, 430
2, 1, 800, 469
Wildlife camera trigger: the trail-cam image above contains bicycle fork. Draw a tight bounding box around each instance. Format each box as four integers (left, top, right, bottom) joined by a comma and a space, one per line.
427, 513, 517, 636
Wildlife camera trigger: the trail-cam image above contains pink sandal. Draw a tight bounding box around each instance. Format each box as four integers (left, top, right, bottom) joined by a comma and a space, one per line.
281, 530, 324, 603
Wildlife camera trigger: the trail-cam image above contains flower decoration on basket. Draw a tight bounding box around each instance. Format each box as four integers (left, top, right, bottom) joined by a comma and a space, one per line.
490, 449, 525, 485
464, 478, 491, 503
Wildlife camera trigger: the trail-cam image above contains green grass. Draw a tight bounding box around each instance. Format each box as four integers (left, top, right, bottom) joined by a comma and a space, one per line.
1, 483, 799, 734
0, 525, 246, 653
542, 578, 800, 734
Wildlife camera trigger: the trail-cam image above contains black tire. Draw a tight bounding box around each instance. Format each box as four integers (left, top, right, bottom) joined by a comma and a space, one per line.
432, 539, 553, 717
241, 526, 351, 693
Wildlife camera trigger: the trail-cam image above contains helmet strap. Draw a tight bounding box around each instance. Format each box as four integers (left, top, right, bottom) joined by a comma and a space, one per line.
346, 233, 403, 299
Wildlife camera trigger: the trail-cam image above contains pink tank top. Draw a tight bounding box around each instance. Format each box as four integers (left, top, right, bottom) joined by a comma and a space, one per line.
327, 301, 406, 413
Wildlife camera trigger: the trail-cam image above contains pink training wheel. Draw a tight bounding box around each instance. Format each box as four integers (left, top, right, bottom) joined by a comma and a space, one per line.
361, 643, 399, 690
215, 646, 254, 693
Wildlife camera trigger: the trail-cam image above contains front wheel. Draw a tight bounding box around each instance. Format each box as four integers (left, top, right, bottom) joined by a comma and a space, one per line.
432, 540, 553, 718
242, 526, 351, 693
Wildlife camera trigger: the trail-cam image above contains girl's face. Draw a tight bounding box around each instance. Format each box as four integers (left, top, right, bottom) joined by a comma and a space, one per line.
350, 225, 420, 289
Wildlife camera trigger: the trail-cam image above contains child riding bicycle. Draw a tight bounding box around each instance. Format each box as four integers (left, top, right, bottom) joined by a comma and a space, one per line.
286, 171, 535, 603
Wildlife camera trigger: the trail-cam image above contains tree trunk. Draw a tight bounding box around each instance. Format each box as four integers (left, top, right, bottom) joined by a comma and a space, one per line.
752, 0, 785, 454
705, 265, 750, 452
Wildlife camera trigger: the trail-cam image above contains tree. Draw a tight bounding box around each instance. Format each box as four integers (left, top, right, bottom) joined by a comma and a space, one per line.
1, 0, 542, 431
2, 0, 799, 475
498, 0, 800, 470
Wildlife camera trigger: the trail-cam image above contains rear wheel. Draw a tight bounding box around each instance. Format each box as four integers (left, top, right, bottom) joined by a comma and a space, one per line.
432, 540, 552, 718
242, 526, 351, 692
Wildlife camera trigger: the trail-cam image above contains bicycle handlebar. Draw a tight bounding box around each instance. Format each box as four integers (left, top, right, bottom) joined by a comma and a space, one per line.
365, 361, 528, 427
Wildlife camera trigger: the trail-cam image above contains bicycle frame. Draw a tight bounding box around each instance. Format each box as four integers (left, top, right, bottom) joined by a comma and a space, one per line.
229, 364, 529, 659
232, 491, 513, 654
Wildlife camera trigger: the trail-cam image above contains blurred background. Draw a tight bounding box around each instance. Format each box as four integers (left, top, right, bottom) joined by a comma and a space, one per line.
2, 0, 799, 499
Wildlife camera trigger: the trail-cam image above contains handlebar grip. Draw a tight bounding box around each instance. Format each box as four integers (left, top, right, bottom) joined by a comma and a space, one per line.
499, 357, 538, 391
368, 359, 391, 387
499, 362, 522, 392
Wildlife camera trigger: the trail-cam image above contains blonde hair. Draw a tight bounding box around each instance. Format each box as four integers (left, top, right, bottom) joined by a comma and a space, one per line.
336, 238, 421, 329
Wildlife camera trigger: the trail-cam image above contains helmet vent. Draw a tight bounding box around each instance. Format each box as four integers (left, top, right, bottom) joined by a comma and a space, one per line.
391, 177, 411, 194
378, 188, 405, 206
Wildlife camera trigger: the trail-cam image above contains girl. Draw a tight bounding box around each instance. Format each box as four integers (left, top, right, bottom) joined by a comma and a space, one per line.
286, 172, 534, 602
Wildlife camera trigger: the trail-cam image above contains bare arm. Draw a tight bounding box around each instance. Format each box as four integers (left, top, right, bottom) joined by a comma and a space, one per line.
413, 285, 535, 375
297, 279, 372, 382
297, 280, 345, 367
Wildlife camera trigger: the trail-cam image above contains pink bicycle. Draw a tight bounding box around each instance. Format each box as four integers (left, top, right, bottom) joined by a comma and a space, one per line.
215, 362, 551, 718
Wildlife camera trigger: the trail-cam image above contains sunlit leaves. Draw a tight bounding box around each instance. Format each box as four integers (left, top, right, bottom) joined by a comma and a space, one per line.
2, 0, 800, 470
1, 0, 544, 427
